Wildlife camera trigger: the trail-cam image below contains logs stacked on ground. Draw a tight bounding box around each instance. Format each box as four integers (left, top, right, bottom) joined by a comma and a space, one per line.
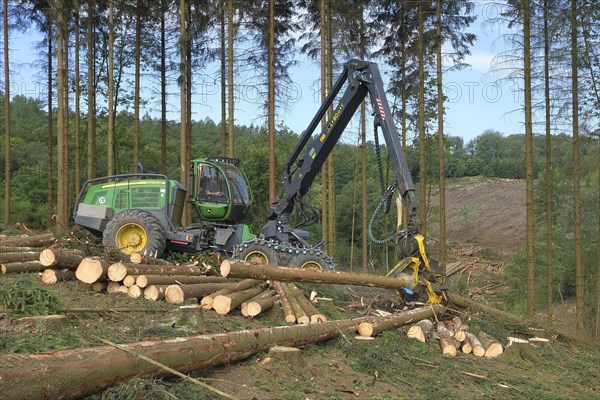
288, 283, 328, 323
357, 305, 445, 337
199, 279, 261, 309
272, 281, 296, 323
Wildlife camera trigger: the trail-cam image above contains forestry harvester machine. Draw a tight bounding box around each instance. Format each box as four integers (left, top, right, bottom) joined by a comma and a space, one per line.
73, 60, 448, 304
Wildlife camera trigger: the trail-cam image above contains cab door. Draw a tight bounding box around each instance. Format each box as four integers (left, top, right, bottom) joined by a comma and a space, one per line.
195, 163, 230, 220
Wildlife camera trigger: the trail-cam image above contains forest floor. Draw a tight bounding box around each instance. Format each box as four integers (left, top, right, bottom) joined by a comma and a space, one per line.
1, 176, 598, 400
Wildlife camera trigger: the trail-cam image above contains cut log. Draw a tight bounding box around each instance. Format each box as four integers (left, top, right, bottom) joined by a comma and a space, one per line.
199, 279, 260, 309
140, 274, 228, 289
75, 257, 110, 284
245, 295, 278, 317
118, 285, 129, 294
437, 321, 459, 357
129, 252, 173, 265
357, 305, 444, 337
39, 248, 86, 269
281, 283, 309, 324
461, 339, 473, 354
164, 282, 234, 304
144, 285, 166, 301
122, 275, 136, 288
105, 264, 205, 277
478, 331, 503, 357
0, 251, 42, 263
446, 292, 525, 325
445, 316, 468, 342
0, 246, 37, 252
91, 282, 107, 292
41, 269, 76, 284
220, 259, 413, 291
272, 281, 296, 323
107, 262, 128, 282
106, 281, 121, 294
288, 283, 327, 323
127, 285, 142, 299
268, 346, 304, 371
466, 332, 485, 357
0, 314, 374, 400
213, 286, 264, 315
1, 261, 44, 274
406, 319, 434, 342
0, 233, 55, 247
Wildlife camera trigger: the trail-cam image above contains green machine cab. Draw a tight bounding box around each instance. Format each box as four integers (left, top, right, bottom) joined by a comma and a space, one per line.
73, 157, 256, 257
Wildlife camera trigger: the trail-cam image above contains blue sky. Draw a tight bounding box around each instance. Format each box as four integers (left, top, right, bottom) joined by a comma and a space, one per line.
6, 1, 523, 146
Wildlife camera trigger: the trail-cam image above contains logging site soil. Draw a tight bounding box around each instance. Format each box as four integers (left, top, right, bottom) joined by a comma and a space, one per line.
0, 176, 598, 400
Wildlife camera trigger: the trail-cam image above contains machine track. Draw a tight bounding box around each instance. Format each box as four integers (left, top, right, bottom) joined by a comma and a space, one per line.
232, 238, 335, 270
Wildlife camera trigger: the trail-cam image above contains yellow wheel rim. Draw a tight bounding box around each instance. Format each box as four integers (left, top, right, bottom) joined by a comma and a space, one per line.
300, 260, 323, 270
115, 223, 147, 254
244, 250, 269, 265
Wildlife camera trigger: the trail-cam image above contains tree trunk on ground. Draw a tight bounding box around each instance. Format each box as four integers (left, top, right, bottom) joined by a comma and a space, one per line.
357, 305, 444, 337
0, 234, 55, 247
40, 249, 85, 269
213, 286, 264, 315
122, 275, 136, 287
129, 253, 172, 265
406, 319, 434, 342
106, 264, 206, 277
165, 283, 233, 304
241, 290, 276, 316
273, 281, 295, 323
41, 269, 76, 284
0, 251, 42, 263
289, 283, 327, 322
282, 283, 309, 324
478, 331, 503, 357
245, 293, 277, 317
466, 332, 485, 357
127, 285, 142, 298
75, 257, 110, 284
107, 262, 128, 282
0, 315, 374, 400
0, 246, 37, 252
444, 316, 468, 342
2, 261, 45, 274
220, 260, 412, 290
137, 275, 227, 289
143, 285, 166, 301
437, 321, 459, 357
200, 279, 260, 309
446, 292, 526, 325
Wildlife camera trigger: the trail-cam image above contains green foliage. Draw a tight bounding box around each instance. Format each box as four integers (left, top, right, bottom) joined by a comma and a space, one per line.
0, 276, 60, 315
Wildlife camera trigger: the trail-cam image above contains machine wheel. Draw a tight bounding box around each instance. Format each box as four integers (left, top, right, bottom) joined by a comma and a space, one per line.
103, 209, 166, 258
237, 242, 280, 266
290, 253, 326, 270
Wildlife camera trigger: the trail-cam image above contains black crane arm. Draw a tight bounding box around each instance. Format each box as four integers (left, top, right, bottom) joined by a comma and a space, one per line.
266, 59, 417, 233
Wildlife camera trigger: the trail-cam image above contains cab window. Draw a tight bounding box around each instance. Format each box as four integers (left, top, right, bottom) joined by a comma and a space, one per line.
197, 164, 228, 203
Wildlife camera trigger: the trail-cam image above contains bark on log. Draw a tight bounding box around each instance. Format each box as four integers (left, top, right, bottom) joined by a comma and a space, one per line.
107, 262, 128, 282
118, 285, 129, 294
136, 274, 227, 289
39, 248, 86, 269
75, 257, 110, 284
107, 281, 121, 294
406, 319, 434, 342
446, 292, 525, 325
282, 283, 309, 324
0, 315, 373, 400
445, 316, 468, 342
165, 282, 233, 304
466, 332, 485, 357
1, 261, 45, 274
461, 339, 473, 354
108, 264, 206, 277
220, 259, 413, 290
357, 305, 444, 337
244, 291, 277, 317
0, 246, 37, 252
272, 281, 296, 323
478, 331, 503, 357
91, 282, 107, 292
200, 279, 260, 309
288, 283, 327, 323
213, 286, 264, 315
437, 321, 458, 357
0, 233, 55, 247
41, 269, 76, 284
129, 252, 173, 265
0, 251, 42, 263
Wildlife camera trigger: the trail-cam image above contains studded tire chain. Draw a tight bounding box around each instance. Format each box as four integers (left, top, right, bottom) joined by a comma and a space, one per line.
232, 238, 335, 270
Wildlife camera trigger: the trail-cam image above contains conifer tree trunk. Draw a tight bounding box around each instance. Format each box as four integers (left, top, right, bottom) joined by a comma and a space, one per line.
3, 0, 10, 225
220, 0, 226, 157
524, 0, 536, 319
133, 0, 141, 173
326, 0, 335, 256
47, 15, 53, 224
543, 0, 553, 324
160, 0, 166, 174
56, 0, 66, 232
179, 0, 188, 225
417, 0, 426, 236
320, 0, 328, 253
571, 0, 583, 334
74, 1, 81, 193
436, 0, 446, 269
227, 0, 234, 158
359, 14, 367, 273
87, 0, 96, 180
107, 0, 115, 176
267, 0, 275, 203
